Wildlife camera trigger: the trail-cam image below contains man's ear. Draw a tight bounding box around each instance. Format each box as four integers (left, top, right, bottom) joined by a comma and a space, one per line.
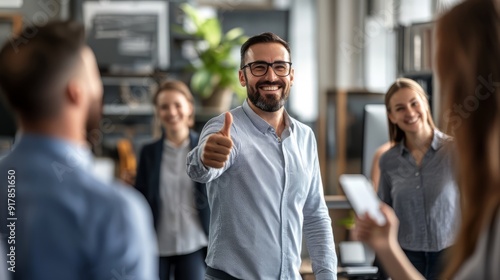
65, 79, 83, 106
239, 69, 246, 87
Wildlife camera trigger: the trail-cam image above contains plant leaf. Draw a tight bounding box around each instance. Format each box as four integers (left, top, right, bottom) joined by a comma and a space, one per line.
180, 3, 203, 29
191, 70, 212, 99
201, 18, 222, 48
178, 3, 249, 102
172, 24, 191, 36
223, 27, 244, 42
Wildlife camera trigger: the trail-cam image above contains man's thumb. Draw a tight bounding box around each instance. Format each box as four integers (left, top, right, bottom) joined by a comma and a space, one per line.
220, 112, 233, 137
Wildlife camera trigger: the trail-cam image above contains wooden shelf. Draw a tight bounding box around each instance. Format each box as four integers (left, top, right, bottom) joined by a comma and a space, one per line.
325, 195, 351, 209
317, 88, 384, 194
103, 104, 154, 116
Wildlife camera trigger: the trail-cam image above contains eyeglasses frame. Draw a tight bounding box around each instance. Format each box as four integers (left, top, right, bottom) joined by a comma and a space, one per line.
240, 61, 293, 77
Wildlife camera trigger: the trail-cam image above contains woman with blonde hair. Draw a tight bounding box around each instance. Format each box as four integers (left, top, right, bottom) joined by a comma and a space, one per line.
354, 0, 500, 279
375, 77, 459, 279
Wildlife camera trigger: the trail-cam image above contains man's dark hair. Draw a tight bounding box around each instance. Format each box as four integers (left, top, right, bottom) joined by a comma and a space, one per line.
0, 20, 86, 120
240, 32, 291, 68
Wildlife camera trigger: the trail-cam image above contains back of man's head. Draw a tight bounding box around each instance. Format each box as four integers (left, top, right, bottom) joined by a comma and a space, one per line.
0, 20, 86, 121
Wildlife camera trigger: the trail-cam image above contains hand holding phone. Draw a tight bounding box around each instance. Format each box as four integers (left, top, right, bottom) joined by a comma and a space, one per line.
339, 174, 386, 226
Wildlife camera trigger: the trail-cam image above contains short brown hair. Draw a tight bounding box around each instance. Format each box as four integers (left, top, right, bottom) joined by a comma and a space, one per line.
0, 20, 86, 120
153, 80, 195, 127
240, 32, 291, 68
384, 78, 436, 143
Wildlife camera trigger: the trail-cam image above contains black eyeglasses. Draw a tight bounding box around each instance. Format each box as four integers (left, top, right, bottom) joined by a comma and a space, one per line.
241, 61, 292, 77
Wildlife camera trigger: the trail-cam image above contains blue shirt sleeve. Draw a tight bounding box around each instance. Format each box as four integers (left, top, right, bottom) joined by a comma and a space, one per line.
302, 143, 337, 278
186, 115, 237, 183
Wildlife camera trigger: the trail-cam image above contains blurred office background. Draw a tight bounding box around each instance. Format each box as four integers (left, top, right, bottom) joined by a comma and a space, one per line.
0, 0, 461, 193
0, 1, 465, 276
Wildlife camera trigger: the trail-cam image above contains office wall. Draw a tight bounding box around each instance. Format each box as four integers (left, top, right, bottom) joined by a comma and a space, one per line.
289, 0, 317, 122
0, 0, 67, 23
0, 1, 65, 144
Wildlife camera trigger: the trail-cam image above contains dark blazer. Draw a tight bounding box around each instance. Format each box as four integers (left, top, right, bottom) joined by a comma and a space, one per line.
135, 130, 210, 236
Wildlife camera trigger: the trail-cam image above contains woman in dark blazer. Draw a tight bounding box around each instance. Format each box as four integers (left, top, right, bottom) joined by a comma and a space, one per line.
135, 80, 209, 280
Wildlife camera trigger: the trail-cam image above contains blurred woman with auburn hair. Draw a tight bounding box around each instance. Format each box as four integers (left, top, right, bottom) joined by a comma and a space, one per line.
353, 0, 500, 279
436, 0, 500, 278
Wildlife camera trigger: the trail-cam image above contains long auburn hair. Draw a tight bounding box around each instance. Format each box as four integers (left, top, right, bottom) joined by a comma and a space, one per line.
384, 77, 436, 143
436, 0, 500, 278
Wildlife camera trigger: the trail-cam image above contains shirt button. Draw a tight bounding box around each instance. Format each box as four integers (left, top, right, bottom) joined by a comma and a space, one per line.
415, 172, 419, 176
416, 185, 420, 189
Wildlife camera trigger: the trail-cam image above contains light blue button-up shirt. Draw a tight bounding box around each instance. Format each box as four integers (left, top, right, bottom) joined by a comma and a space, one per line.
0, 133, 158, 280
187, 100, 337, 279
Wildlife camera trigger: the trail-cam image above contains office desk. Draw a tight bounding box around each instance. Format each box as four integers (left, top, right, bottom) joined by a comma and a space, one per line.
300, 196, 357, 279
301, 260, 378, 280
325, 195, 352, 209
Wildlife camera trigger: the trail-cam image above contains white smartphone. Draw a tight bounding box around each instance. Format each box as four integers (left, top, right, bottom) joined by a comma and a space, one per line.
339, 174, 386, 226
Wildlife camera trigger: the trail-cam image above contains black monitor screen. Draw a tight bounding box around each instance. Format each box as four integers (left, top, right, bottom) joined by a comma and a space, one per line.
83, 1, 169, 74
87, 14, 159, 73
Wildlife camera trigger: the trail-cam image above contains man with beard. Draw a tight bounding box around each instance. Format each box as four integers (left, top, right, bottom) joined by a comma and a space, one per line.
0, 21, 157, 280
187, 32, 337, 279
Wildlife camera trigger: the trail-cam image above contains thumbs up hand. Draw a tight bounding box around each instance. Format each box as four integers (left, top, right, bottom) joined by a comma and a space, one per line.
202, 112, 234, 169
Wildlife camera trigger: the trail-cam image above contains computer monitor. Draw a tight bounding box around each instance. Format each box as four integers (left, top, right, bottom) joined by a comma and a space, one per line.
361, 104, 389, 178
82, 1, 169, 74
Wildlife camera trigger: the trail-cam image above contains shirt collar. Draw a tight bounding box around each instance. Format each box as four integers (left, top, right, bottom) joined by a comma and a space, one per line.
241, 99, 294, 134
164, 138, 190, 150
431, 129, 450, 150
15, 132, 93, 170
398, 129, 448, 155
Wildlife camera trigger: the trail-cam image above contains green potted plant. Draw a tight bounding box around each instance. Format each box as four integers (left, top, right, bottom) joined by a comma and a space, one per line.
176, 4, 248, 113
337, 210, 356, 241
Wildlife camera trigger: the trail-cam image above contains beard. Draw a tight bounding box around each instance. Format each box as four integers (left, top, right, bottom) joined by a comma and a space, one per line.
85, 97, 103, 149
246, 77, 289, 112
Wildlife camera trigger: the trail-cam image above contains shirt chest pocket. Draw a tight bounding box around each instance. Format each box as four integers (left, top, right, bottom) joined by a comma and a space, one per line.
284, 153, 309, 200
